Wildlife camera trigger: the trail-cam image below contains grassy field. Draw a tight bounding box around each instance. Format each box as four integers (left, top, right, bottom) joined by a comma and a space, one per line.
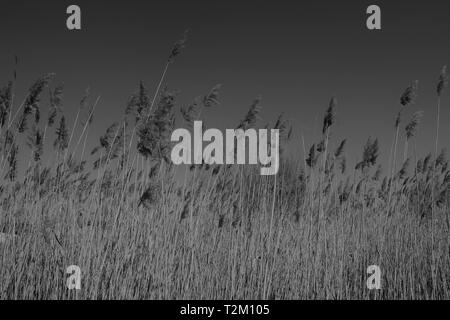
0, 38, 449, 299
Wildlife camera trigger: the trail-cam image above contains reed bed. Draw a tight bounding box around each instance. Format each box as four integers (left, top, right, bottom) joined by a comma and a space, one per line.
0, 36, 449, 299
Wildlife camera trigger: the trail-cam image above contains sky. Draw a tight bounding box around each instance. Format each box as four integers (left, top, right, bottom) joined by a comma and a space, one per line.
0, 0, 449, 172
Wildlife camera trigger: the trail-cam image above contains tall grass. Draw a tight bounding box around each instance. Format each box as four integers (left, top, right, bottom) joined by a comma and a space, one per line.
0, 41, 449, 299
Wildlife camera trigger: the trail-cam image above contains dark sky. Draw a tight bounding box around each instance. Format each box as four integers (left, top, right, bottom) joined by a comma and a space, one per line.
1, 0, 450, 171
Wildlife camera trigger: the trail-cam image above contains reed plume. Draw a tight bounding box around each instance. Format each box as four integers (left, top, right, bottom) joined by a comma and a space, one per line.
237, 96, 262, 130
18, 73, 54, 133
0, 82, 13, 128
53, 116, 69, 153
355, 137, 379, 171
404, 111, 423, 161
47, 84, 64, 127
322, 97, 337, 134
